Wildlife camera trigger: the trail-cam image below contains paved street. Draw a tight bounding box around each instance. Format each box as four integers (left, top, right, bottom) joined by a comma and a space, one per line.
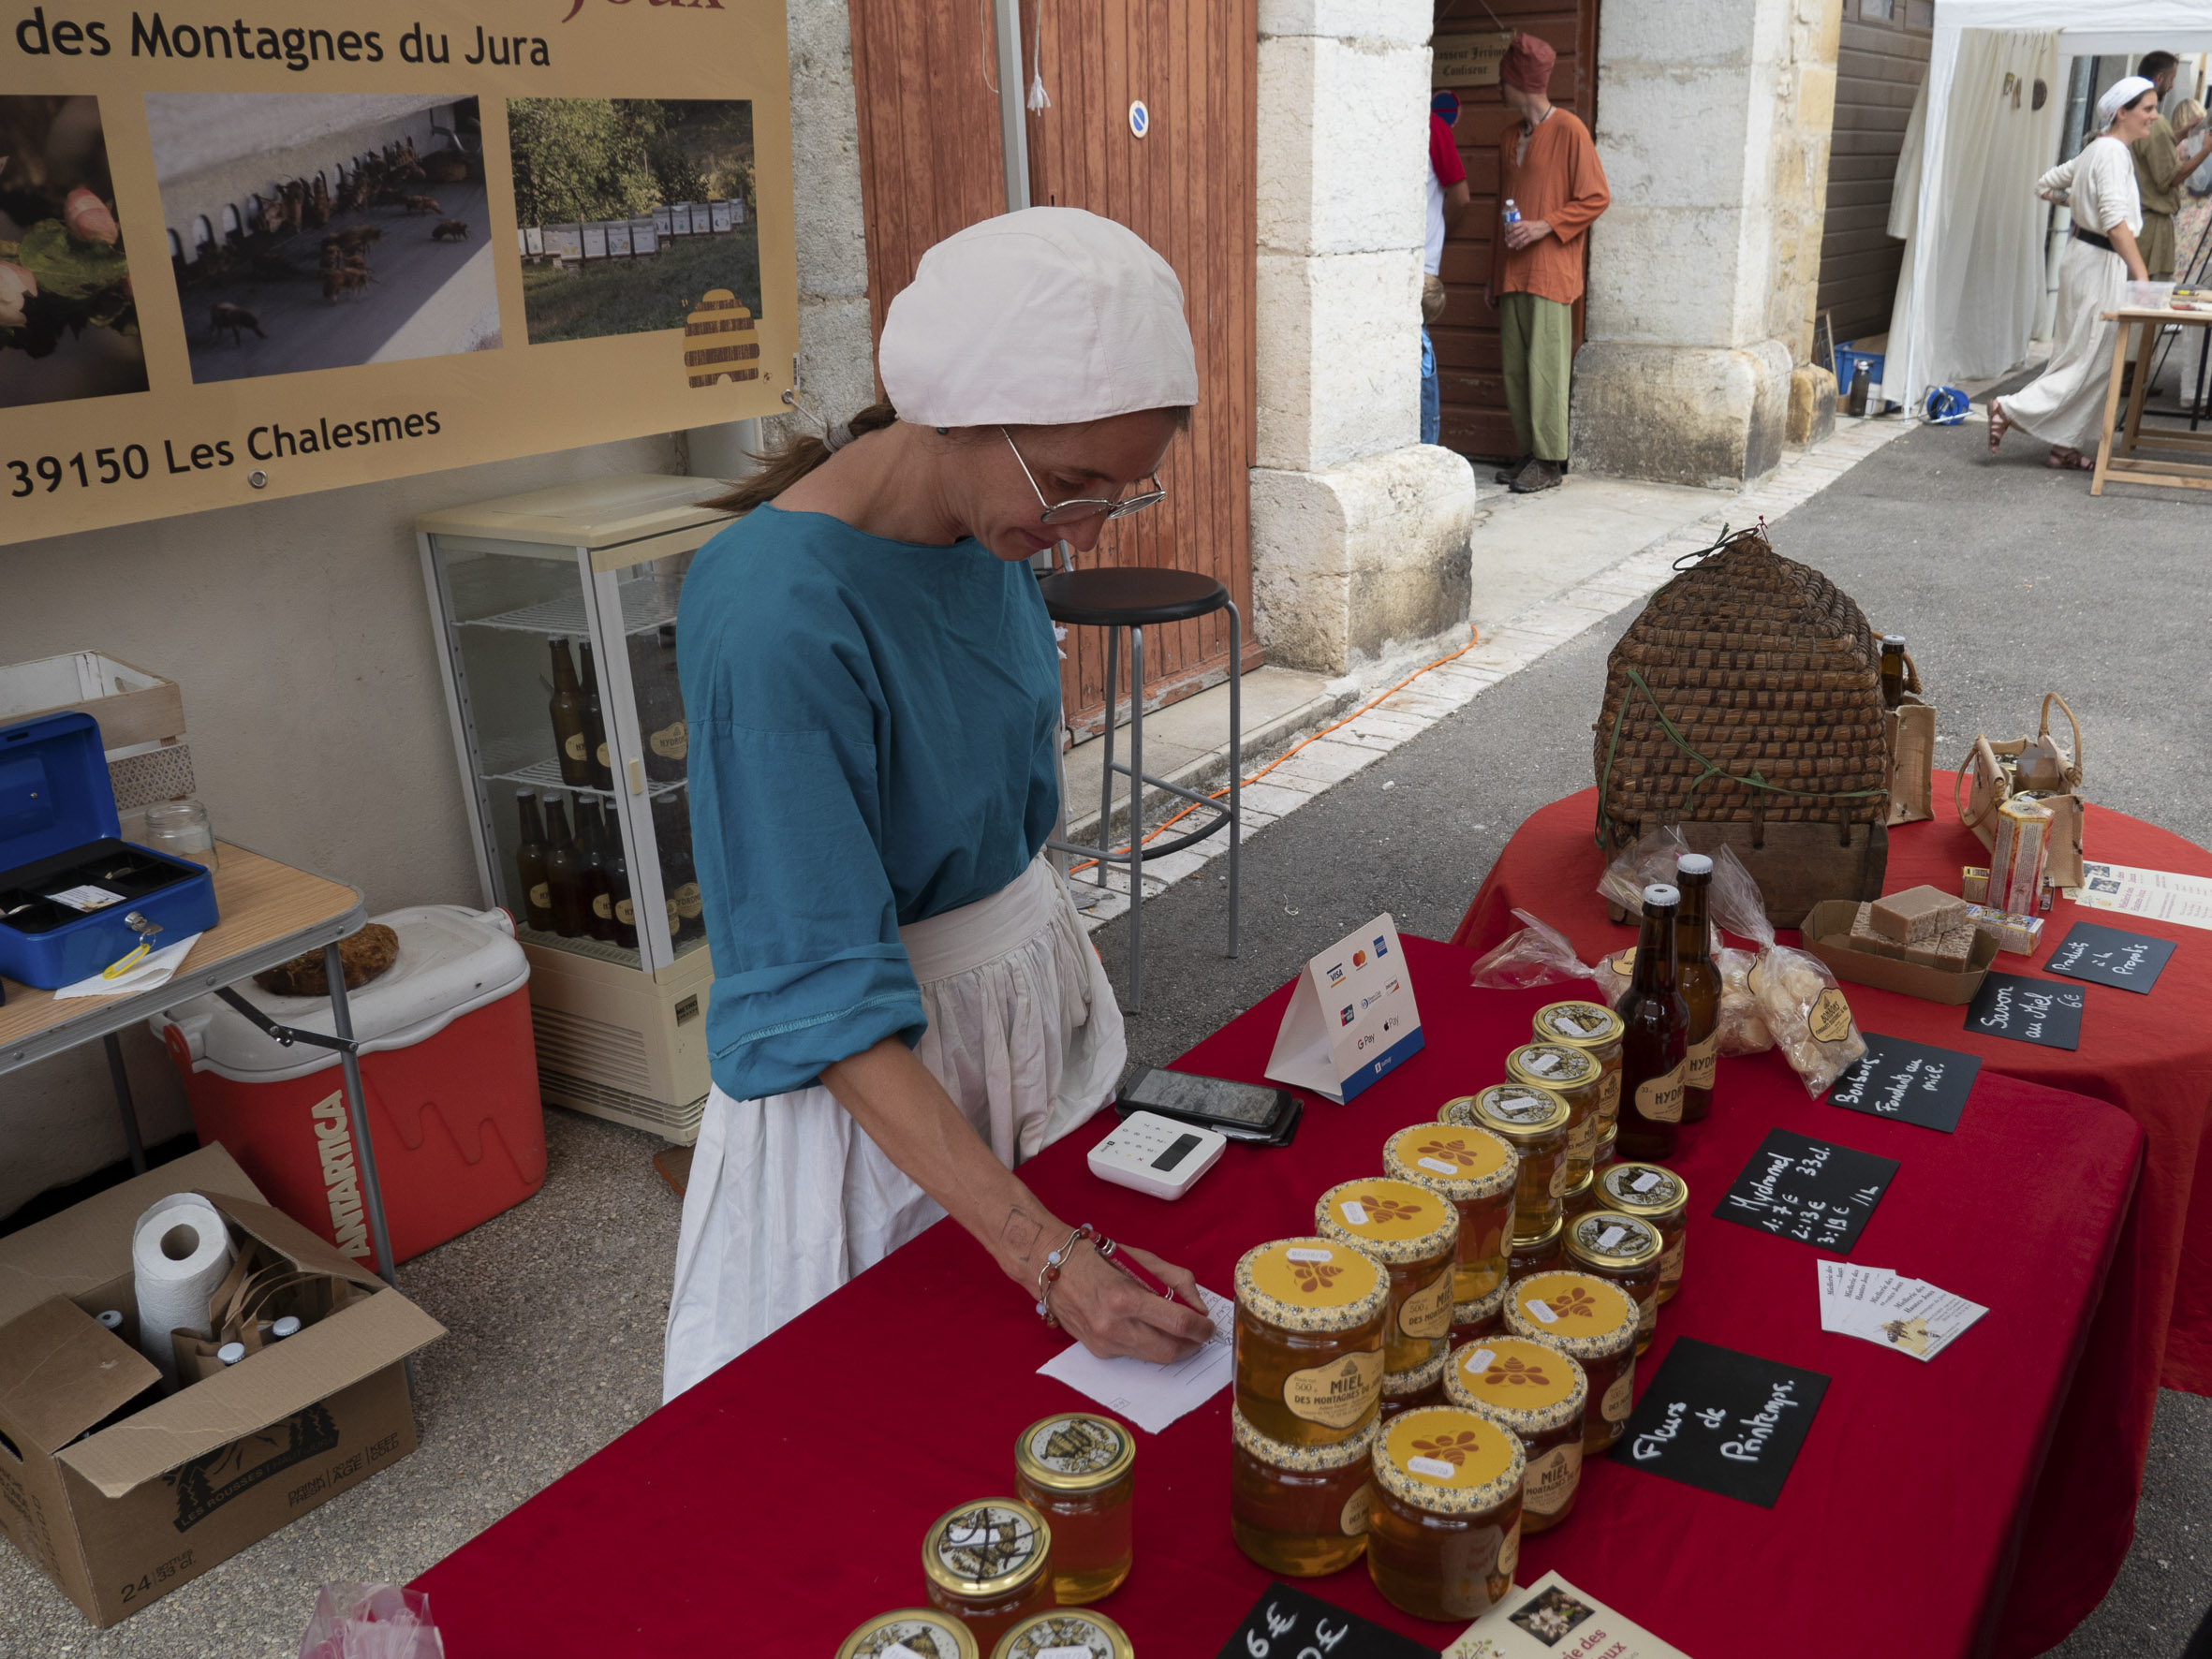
1092, 412, 2210, 1658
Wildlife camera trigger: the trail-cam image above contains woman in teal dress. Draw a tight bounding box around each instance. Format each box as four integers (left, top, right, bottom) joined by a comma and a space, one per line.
663, 209, 1217, 1399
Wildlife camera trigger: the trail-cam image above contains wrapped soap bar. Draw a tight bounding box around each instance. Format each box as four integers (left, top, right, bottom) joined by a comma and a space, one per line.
1962, 866, 1990, 904
1965, 903, 2044, 955
1989, 798, 2053, 918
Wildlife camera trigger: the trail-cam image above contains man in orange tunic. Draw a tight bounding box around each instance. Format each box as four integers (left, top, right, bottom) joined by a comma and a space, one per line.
1485, 33, 1611, 494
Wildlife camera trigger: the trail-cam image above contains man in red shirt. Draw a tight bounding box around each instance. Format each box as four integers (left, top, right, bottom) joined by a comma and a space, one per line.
1485, 33, 1610, 494
1424, 91, 1470, 446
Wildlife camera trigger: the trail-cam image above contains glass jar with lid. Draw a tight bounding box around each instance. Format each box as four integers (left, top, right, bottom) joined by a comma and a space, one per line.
1012, 1414, 1133, 1605
921, 1499, 1054, 1652
1533, 1001, 1624, 1148
1231, 1410, 1375, 1577
838, 1610, 980, 1659
1444, 1086, 1571, 1240
1315, 1179, 1459, 1382
1504, 1272, 1639, 1452
1444, 1334, 1587, 1533
1379, 1346, 1448, 1420
989, 1608, 1134, 1659
1562, 1210, 1664, 1355
1383, 1123, 1515, 1307
1506, 1215, 1563, 1284
1368, 1405, 1525, 1622
1560, 1164, 1600, 1219
1234, 1238, 1390, 1447
1598, 1163, 1690, 1304
1452, 1276, 1510, 1347
1505, 1043, 1603, 1186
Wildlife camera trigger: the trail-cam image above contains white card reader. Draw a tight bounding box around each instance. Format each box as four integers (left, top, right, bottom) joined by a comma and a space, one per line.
1087, 1110, 1227, 1200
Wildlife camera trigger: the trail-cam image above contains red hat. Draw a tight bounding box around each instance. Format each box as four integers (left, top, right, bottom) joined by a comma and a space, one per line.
1500, 32, 1556, 95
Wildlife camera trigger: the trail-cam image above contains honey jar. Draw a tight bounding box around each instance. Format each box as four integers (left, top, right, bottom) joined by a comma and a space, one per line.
1560, 1164, 1600, 1218
1506, 1215, 1563, 1284
1383, 1122, 1516, 1306
1368, 1406, 1525, 1622
1231, 1410, 1376, 1577
1234, 1238, 1389, 1447
1444, 1085, 1571, 1240
1443, 1336, 1587, 1534
1533, 1001, 1625, 1147
922, 1499, 1054, 1652
1598, 1163, 1689, 1304
1379, 1346, 1448, 1419
1012, 1414, 1133, 1605
1504, 1272, 1638, 1452
1315, 1179, 1459, 1380
990, 1609, 1134, 1659
838, 1610, 981, 1659
1451, 1277, 1509, 1346
1562, 1210, 1664, 1356
1505, 1043, 1603, 1186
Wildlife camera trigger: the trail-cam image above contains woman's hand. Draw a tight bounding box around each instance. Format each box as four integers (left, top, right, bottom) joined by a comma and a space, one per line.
1048, 1239, 1217, 1363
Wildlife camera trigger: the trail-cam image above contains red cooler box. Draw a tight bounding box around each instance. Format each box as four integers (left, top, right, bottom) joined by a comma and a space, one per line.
154, 904, 545, 1266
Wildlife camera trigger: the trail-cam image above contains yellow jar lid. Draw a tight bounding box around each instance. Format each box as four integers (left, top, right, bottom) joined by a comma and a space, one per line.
1599, 1162, 1688, 1221
1231, 1407, 1379, 1472
1012, 1413, 1133, 1493
991, 1608, 1134, 1659
838, 1610, 980, 1659
1315, 1178, 1459, 1264
1504, 1271, 1637, 1359
1445, 1334, 1587, 1434
1565, 1210, 1662, 1271
1374, 1405, 1524, 1516
921, 1499, 1052, 1599
1534, 1001, 1625, 1050
1383, 1123, 1516, 1202
1506, 1042, 1600, 1093
1235, 1238, 1389, 1332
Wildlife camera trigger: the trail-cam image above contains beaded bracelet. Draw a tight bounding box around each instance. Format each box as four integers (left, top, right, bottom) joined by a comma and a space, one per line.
1034, 1222, 1097, 1329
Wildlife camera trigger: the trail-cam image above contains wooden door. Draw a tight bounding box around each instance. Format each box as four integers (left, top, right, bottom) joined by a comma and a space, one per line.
1430, 0, 1600, 461
848, 0, 1261, 740
1818, 0, 1933, 343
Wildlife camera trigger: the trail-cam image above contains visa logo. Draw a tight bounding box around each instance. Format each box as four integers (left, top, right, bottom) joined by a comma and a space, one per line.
1327, 963, 1346, 986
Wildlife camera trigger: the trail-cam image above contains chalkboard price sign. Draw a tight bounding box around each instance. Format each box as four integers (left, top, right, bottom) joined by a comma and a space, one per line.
1616, 1338, 1830, 1508
2043, 921, 2175, 996
1965, 972, 2086, 1050
1826, 1034, 1982, 1133
1715, 1128, 1898, 1255
1216, 1584, 1438, 1659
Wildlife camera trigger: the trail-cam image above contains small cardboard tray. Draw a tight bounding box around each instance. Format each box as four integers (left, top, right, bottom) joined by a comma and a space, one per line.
1797, 899, 1998, 1006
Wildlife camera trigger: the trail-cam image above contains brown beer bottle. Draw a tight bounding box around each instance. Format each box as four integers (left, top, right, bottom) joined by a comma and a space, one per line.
1879, 635, 1907, 710
576, 797, 617, 943
543, 793, 593, 937
599, 800, 638, 949
1674, 854, 1721, 1123
514, 791, 553, 932
548, 637, 591, 787
579, 639, 614, 793
1615, 883, 1688, 1161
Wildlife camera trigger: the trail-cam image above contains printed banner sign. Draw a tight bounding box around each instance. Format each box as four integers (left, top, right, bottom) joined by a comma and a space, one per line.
1, 0, 796, 544
1265, 913, 1424, 1106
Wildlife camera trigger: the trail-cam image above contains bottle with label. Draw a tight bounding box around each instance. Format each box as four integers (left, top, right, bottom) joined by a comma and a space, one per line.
578, 639, 614, 792
1880, 634, 1908, 710
575, 797, 617, 944
1674, 854, 1721, 1123
1615, 882, 1688, 1160
632, 621, 688, 784
1502, 197, 1522, 226
599, 800, 639, 949
547, 637, 591, 787
514, 791, 553, 932
542, 794, 593, 938
653, 789, 703, 946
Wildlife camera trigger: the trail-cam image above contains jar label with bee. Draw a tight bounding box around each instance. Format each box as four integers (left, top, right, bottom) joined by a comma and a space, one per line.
1633, 1064, 1685, 1123
1602, 1362, 1636, 1423
1523, 1441, 1583, 1515
1285, 1350, 1384, 1428
1598, 1064, 1621, 1122
1686, 1030, 1719, 1091
1398, 1269, 1453, 1340
1338, 1480, 1374, 1536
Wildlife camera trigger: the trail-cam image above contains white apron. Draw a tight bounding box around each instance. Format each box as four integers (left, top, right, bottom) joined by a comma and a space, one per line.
2002, 237, 2131, 453
661, 856, 1125, 1402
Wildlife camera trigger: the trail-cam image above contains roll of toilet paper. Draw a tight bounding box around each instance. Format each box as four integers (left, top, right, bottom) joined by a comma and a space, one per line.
131, 1195, 234, 1388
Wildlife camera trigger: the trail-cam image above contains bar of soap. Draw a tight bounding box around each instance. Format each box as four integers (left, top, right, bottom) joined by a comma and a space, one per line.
1848, 903, 1907, 959
1962, 866, 1990, 904
1930, 923, 1979, 973
1870, 884, 1968, 944
1966, 903, 2044, 955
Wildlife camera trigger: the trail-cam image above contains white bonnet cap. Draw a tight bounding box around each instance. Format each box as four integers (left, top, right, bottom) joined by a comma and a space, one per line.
2098, 75, 2154, 130
878, 207, 1198, 428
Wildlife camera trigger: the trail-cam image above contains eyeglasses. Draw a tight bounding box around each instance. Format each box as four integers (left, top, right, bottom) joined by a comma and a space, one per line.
1001, 428, 1167, 525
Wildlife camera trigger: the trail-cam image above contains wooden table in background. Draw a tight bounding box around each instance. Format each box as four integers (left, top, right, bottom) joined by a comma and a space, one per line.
2092, 305, 2212, 494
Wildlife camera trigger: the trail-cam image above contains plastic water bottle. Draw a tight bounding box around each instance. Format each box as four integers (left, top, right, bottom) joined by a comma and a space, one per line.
1502, 198, 1522, 227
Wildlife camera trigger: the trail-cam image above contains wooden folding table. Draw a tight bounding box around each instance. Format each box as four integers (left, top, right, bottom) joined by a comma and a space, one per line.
2091, 303, 2212, 494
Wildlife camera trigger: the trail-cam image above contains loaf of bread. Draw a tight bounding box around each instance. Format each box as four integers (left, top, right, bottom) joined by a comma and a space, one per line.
253, 923, 399, 998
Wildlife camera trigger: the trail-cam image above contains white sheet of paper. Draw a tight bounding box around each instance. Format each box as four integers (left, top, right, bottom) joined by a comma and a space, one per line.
52, 933, 201, 999
1816, 1261, 1985, 1359
1036, 1285, 1232, 1434
2073, 861, 2212, 931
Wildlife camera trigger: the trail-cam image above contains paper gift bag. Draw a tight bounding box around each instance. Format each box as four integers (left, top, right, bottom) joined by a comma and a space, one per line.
1956, 693, 2087, 889
1886, 699, 1936, 826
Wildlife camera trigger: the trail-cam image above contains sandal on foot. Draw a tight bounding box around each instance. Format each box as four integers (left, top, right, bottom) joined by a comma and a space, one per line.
2044, 448, 2094, 471
1988, 401, 2011, 453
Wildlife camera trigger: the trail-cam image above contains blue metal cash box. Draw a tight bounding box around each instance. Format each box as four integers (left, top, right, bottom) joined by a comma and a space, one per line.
0, 712, 219, 989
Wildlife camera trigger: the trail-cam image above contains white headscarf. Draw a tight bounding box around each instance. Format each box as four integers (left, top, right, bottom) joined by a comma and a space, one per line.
877, 207, 1199, 428
2098, 76, 2155, 132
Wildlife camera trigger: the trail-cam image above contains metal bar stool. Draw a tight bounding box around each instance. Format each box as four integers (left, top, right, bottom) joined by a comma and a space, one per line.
1042, 566, 1240, 1011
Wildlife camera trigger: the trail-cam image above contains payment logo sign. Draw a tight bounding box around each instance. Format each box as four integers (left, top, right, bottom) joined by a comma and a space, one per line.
1327, 963, 1346, 986
1373, 936, 1390, 957
1340, 1006, 1355, 1025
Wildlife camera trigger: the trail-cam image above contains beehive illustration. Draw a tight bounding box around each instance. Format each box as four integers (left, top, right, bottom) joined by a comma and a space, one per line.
683, 289, 759, 387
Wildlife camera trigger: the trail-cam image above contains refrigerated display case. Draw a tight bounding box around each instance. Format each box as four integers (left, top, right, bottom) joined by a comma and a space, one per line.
416, 474, 735, 1142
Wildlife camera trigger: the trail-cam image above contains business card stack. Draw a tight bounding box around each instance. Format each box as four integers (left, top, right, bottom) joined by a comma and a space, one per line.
1817, 1262, 1986, 1361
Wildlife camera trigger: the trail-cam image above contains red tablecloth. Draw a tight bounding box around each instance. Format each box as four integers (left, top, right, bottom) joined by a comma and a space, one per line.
415, 937, 2143, 1659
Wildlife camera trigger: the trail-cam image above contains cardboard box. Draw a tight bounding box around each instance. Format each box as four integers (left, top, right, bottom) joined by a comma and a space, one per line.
0, 1145, 443, 1628
1798, 899, 1999, 1006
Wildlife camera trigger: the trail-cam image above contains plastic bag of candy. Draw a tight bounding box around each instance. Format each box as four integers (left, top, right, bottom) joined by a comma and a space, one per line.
1704, 846, 1864, 1094
1468, 909, 1601, 991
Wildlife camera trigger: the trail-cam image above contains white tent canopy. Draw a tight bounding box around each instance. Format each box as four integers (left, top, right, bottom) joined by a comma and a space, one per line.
1887, 0, 2212, 410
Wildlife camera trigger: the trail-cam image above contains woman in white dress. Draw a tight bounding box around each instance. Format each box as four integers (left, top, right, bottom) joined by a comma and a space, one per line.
1990, 77, 2159, 471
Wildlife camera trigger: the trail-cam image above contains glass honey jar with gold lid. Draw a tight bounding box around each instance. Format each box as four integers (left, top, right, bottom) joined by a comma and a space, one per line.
1533, 1001, 1625, 1147
1444, 1335, 1587, 1534
1367, 1405, 1525, 1622
1598, 1162, 1689, 1304
1383, 1122, 1515, 1307
1452, 1276, 1510, 1346
1504, 1272, 1638, 1453
989, 1608, 1134, 1659
1231, 1409, 1375, 1578
1235, 1238, 1389, 1447
1444, 1086, 1571, 1241
1562, 1210, 1664, 1356
1506, 1214, 1563, 1285
1012, 1414, 1133, 1605
921, 1499, 1054, 1652
1315, 1179, 1459, 1381
1560, 1164, 1600, 1218
838, 1610, 981, 1659
1379, 1345, 1448, 1420
1505, 1042, 1603, 1186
